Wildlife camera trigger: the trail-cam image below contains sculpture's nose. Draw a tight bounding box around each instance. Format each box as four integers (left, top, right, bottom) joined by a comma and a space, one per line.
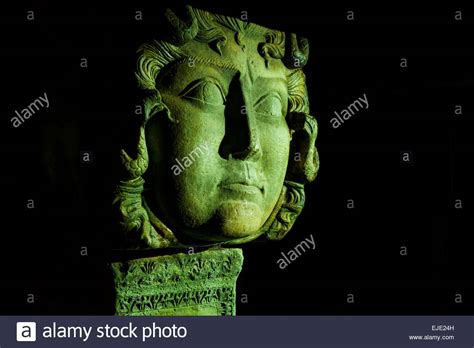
219, 73, 263, 161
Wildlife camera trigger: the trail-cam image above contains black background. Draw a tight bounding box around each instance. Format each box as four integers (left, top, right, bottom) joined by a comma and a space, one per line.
0, 1, 472, 314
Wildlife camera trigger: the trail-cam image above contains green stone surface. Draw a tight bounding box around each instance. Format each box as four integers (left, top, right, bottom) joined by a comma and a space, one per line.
114, 5, 319, 250
111, 248, 244, 316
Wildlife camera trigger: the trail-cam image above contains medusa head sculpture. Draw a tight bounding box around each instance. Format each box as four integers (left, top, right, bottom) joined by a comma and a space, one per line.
114, 5, 319, 249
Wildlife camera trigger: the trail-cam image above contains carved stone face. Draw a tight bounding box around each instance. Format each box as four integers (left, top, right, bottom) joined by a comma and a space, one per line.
145, 28, 291, 242
115, 6, 319, 249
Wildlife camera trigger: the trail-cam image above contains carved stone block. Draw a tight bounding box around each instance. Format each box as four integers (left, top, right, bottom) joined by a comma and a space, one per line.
111, 248, 244, 315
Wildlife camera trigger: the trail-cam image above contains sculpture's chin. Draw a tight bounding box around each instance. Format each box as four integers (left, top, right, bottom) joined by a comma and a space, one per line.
216, 200, 264, 238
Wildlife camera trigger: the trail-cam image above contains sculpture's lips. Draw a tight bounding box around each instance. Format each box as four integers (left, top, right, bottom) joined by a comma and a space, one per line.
220, 181, 263, 195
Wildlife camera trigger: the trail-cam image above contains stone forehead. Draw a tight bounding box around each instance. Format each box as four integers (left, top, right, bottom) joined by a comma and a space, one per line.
178, 24, 288, 80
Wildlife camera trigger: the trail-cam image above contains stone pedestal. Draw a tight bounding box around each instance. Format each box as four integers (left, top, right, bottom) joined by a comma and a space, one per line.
111, 248, 244, 316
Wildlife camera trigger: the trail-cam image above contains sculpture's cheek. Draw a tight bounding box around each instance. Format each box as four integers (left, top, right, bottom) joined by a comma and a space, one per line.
167, 109, 226, 229
258, 119, 291, 221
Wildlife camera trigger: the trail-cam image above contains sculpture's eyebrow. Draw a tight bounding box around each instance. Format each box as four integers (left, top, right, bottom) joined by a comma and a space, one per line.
177, 56, 240, 72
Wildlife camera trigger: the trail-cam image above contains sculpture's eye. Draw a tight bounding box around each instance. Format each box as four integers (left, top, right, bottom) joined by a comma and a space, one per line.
254, 93, 284, 119
179, 78, 226, 106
